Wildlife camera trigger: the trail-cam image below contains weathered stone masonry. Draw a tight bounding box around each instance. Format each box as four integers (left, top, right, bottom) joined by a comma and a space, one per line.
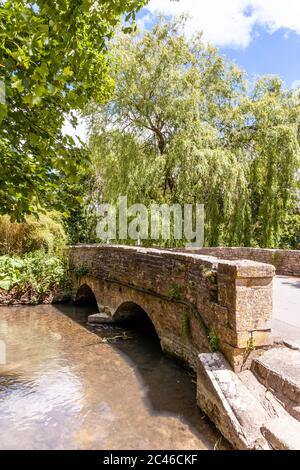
69, 245, 275, 372
181, 247, 300, 277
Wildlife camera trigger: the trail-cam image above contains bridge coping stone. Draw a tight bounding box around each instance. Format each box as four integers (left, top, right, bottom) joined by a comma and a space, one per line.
180, 246, 300, 277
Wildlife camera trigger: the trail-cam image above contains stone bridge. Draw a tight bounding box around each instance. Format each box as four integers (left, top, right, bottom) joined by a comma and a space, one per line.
68, 245, 300, 450
69, 245, 275, 371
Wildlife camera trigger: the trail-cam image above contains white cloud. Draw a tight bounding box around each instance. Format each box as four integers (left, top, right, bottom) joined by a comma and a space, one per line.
136, 13, 153, 32
292, 80, 300, 90
146, 0, 300, 48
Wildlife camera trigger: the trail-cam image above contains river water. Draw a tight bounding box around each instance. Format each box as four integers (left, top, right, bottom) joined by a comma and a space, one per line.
0, 304, 228, 450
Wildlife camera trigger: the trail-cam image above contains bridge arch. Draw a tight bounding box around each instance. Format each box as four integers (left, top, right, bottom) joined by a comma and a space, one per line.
75, 283, 99, 311
114, 301, 149, 323
74, 277, 163, 341
113, 301, 159, 337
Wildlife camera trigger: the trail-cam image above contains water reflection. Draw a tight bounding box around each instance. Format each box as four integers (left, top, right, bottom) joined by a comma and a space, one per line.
0, 305, 229, 450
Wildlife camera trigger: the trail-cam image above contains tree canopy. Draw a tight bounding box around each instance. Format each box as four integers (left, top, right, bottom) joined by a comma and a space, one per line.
0, 0, 147, 220
87, 17, 300, 248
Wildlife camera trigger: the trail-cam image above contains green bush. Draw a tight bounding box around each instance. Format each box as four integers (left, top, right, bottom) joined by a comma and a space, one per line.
0, 252, 65, 294
279, 213, 300, 250
0, 212, 66, 256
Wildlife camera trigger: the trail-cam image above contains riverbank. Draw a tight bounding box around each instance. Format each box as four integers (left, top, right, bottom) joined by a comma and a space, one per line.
0, 286, 68, 305
0, 252, 69, 306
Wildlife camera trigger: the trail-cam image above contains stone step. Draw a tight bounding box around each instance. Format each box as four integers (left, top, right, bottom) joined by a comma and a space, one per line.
262, 417, 300, 450
251, 347, 300, 410
197, 353, 271, 450
197, 352, 300, 450
240, 370, 300, 449
239, 370, 287, 420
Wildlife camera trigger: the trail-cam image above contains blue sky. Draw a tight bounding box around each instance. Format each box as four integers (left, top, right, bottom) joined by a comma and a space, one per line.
221, 28, 300, 89
64, 0, 300, 140
140, 0, 300, 89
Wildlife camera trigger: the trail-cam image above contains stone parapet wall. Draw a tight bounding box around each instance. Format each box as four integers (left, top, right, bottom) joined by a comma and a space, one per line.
181, 247, 300, 277
68, 245, 275, 371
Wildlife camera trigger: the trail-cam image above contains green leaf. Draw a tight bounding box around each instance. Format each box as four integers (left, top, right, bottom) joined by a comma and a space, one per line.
0, 104, 8, 124
11, 78, 24, 93
0, 0, 153, 220
0, 279, 12, 291
63, 66, 74, 77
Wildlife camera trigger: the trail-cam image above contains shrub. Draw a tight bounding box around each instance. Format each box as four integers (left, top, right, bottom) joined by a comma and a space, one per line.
278, 213, 300, 250
0, 252, 65, 294
208, 329, 219, 352
0, 212, 66, 256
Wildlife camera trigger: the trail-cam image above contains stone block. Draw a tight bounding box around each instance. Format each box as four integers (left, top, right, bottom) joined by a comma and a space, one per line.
88, 313, 114, 324
213, 304, 230, 326
197, 352, 270, 449
261, 417, 300, 450
252, 348, 300, 406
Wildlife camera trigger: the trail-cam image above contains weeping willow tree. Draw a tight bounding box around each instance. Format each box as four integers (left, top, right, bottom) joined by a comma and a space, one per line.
87, 16, 300, 248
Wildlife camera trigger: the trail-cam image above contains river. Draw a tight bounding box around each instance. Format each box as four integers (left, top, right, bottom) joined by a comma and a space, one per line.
0, 304, 229, 450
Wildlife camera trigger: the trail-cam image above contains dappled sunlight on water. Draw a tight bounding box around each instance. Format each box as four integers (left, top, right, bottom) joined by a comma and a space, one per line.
0, 305, 229, 450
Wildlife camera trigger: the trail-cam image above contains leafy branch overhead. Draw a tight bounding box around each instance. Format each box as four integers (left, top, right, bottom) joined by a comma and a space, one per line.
0, 0, 147, 220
